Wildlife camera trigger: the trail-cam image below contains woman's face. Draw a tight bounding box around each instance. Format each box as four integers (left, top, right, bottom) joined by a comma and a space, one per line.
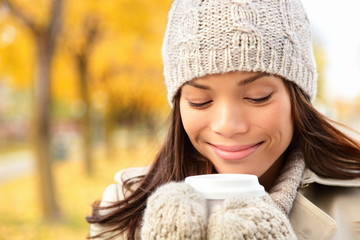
180, 71, 293, 179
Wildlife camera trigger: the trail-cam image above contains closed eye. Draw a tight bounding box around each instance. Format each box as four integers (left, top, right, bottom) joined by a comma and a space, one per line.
245, 93, 273, 104
188, 100, 213, 109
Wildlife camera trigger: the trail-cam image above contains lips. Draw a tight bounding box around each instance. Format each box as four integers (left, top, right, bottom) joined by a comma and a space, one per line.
209, 142, 262, 161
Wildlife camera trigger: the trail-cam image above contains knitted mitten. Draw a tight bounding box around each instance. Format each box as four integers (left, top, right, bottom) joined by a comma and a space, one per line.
141, 182, 207, 240
207, 193, 297, 240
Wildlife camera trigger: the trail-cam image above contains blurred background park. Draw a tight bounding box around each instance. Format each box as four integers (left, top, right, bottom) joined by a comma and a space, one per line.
0, 0, 359, 239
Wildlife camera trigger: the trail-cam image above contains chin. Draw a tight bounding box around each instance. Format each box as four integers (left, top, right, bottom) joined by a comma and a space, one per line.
214, 166, 259, 176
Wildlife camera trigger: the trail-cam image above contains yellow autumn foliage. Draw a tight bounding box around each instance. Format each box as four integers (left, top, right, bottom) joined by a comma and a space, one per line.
0, 0, 172, 122
4, 0, 51, 27
0, 18, 34, 88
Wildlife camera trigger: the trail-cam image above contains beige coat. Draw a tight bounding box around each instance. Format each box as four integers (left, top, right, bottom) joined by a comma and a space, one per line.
90, 167, 360, 240
291, 168, 360, 240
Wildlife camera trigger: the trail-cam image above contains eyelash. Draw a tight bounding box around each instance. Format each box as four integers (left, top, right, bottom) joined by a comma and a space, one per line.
187, 93, 273, 109
245, 93, 273, 104
188, 100, 213, 109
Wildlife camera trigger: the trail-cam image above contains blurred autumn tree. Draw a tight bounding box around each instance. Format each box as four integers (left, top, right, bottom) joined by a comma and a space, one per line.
60, 0, 171, 173
0, 0, 171, 222
312, 42, 336, 119
1, 0, 64, 221
313, 43, 326, 104
64, 14, 100, 176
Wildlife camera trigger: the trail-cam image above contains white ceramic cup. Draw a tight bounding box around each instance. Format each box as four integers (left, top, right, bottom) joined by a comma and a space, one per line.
185, 174, 265, 217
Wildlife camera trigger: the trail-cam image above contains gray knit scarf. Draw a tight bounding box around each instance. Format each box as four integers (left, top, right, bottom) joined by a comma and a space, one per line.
269, 152, 306, 215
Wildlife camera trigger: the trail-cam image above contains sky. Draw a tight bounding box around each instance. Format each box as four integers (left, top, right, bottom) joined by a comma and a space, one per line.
301, 0, 360, 100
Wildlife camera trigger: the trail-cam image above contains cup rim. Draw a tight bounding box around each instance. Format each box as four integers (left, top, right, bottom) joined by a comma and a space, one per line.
185, 173, 265, 199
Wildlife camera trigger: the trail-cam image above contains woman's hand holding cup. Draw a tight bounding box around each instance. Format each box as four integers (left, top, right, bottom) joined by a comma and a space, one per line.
142, 174, 296, 239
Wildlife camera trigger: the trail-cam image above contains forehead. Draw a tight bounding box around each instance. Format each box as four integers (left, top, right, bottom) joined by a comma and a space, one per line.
186, 72, 283, 90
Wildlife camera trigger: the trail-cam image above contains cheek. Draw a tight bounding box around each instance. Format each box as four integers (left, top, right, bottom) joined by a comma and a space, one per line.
266, 97, 293, 145
179, 100, 205, 141
252, 95, 293, 148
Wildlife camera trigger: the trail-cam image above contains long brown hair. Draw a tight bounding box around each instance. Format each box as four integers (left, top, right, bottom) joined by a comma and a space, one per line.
87, 81, 360, 239
284, 80, 360, 178
87, 90, 215, 240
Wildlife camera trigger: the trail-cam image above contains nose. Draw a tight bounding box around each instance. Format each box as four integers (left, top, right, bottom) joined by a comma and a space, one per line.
210, 102, 249, 138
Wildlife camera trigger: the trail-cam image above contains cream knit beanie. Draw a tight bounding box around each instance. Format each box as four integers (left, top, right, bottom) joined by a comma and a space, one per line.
162, 0, 317, 104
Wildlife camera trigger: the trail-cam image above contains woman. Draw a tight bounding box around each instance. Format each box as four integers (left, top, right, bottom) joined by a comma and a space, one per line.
87, 0, 360, 239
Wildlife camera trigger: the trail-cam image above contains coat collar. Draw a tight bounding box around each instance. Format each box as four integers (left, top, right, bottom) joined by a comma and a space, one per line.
301, 168, 360, 188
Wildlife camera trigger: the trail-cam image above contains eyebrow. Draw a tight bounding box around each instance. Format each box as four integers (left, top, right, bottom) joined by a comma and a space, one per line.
238, 73, 271, 86
186, 73, 272, 89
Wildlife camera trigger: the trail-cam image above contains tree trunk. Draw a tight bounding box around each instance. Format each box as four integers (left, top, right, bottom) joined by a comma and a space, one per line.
78, 58, 93, 176
105, 107, 116, 161
33, 34, 61, 221
3, 0, 64, 222
74, 16, 101, 176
